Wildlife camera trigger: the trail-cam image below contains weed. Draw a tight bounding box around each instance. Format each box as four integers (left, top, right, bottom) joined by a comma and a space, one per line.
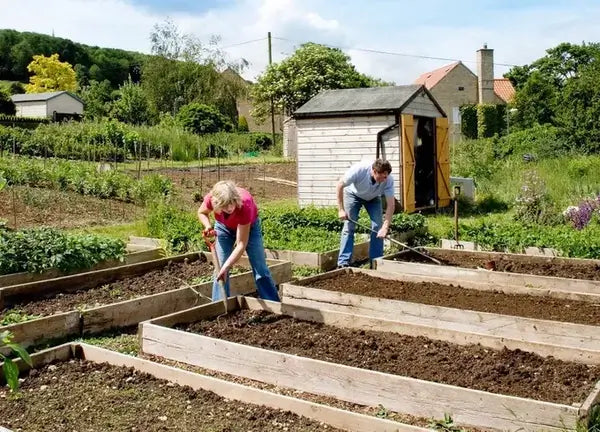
0, 310, 41, 326
375, 404, 389, 419
428, 414, 466, 432
0, 330, 32, 392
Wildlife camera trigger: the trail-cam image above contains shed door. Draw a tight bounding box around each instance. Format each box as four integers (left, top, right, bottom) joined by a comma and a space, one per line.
401, 114, 416, 213
436, 117, 451, 207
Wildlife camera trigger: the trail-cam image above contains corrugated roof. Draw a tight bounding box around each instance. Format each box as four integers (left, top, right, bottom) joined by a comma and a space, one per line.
11, 91, 83, 104
494, 78, 515, 103
414, 62, 462, 89
294, 85, 426, 116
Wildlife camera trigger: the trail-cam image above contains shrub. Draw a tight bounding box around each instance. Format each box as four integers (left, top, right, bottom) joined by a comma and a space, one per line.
477, 104, 505, 138
176, 103, 233, 135
0, 228, 126, 275
238, 115, 249, 132
495, 124, 563, 159
460, 104, 477, 139
146, 204, 206, 253
513, 170, 558, 225
0, 91, 15, 115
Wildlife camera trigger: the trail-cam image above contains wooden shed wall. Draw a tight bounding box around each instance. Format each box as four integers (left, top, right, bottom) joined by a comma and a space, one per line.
296, 114, 401, 207
15, 101, 47, 118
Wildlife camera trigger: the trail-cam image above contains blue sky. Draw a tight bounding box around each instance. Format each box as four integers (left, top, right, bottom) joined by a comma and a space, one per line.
0, 0, 598, 83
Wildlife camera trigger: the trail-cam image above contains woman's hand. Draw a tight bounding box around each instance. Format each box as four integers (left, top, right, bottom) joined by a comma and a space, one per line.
216, 264, 229, 282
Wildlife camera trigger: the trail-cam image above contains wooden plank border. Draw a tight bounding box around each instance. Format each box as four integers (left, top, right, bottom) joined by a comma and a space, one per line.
376, 248, 600, 299
281, 276, 600, 364
1, 257, 291, 350
140, 297, 588, 431
0, 343, 429, 432
264, 241, 370, 271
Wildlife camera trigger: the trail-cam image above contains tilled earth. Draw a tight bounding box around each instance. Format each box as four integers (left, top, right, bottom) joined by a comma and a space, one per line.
395, 249, 600, 280
183, 309, 600, 405
0, 360, 338, 432
301, 272, 600, 326
0, 257, 243, 319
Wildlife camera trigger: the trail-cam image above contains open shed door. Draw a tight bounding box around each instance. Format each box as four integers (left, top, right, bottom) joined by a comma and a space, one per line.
436, 117, 451, 207
401, 114, 416, 213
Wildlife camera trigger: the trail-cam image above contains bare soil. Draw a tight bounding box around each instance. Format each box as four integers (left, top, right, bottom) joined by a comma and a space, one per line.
395, 249, 600, 281
0, 257, 241, 319
0, 186, 142, 229
0, 360, 337, 432
302, 271, 600, 326
159, 162, 297, 209
183, 309, 600, 405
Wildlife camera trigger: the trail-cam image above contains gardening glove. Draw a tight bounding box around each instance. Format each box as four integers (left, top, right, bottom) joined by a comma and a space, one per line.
203, 227, 216, 239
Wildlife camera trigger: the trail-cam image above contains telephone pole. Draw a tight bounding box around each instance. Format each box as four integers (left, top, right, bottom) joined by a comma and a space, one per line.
268, 32, 276, 148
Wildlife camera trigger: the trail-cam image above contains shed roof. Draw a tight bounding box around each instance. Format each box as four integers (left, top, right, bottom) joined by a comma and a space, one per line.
11, 91, 84, 104
294, 85, 442, 117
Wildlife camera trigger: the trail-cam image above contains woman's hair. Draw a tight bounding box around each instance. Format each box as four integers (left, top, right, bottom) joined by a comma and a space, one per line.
210, 180, 242, 212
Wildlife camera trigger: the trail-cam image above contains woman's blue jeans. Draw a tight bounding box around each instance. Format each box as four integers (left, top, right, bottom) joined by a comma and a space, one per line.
212, 218, 280, 302
337, 191, 384, 267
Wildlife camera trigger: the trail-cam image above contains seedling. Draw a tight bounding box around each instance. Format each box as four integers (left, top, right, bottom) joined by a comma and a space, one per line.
428, 413, 466, 432
0, 330, 32, 392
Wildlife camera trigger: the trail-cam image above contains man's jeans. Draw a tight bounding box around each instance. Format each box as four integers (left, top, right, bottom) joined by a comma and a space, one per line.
213, 218, 280, 302
337, 191, 384, 267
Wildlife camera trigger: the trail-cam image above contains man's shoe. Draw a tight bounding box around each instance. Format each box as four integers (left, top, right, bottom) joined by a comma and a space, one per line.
336, 264, 350, 269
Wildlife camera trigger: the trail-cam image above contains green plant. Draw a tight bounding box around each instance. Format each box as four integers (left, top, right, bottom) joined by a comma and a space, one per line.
375, 404, 389, 419
0, 310, 41, 326
477, 104, 505, 138
146, 203, 206, 253
459, 104, 477, 139
513, 170, 558, 225
428, 413, 465, 432
0, 330, 32, 392
238, 115, 249, 132
176, 103, 233, 135
578, 404, 600, 432
292, 265, 323, 279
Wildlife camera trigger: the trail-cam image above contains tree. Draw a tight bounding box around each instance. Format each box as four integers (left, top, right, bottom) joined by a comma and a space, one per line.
251, 43, 389, 120
142, 20, 246, 123
79, 79, 114, 119
25, 53, 77, 93
111, 78, 152, 125
176, 103, 233, 134
0, 90, 15, 115
512, 71, 558, 129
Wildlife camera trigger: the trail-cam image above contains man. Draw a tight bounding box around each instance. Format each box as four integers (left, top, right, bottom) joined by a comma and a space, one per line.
337, 159, 395, 268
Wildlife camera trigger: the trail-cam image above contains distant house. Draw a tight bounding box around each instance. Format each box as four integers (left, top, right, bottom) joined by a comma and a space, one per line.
10, 91, 84, 120
414, 45, 515, 142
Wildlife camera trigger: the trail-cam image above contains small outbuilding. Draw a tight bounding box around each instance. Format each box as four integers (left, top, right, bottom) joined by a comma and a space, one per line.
11, 91, 84, 120
291, 84, 451, 213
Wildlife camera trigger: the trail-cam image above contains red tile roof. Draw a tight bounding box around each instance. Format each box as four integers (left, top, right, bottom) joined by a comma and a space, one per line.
414, 61, 461, 89
494, 78, 515, 103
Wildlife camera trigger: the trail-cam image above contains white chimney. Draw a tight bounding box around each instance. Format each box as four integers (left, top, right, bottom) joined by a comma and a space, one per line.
477, 44, 495, 104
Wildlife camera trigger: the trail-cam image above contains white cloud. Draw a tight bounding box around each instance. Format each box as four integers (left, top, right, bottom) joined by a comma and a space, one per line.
0, 0, 599, 85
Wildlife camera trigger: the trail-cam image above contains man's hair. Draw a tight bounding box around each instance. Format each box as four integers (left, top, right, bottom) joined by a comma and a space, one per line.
210, 180, 242, 212
372, 159, 392, 174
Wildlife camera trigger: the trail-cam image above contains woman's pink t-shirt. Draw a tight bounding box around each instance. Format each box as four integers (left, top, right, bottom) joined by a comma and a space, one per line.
203, 187, 258, 230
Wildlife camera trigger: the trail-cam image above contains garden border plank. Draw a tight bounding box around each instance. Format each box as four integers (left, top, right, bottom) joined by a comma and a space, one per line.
375, 248, 600, 300
264, 241, 370, 271
140, 297, 586, 431
1, 343, 429, 432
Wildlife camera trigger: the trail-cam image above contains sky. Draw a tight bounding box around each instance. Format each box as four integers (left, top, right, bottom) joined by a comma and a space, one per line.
1, 0, 599, 84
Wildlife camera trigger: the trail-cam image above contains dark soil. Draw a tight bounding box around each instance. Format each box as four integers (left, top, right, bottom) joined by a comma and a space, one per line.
0, 186, 142, 229
302, 272, 600, 326
395, 249, 600, 281
0, 360, 337, 432
161, 162, 297, 209
183, 309, 600, 405
0, 257, 236, 319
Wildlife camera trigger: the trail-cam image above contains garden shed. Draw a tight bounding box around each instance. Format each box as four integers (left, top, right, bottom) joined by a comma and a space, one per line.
11, 91, 84, 120
292, 84, 450, 212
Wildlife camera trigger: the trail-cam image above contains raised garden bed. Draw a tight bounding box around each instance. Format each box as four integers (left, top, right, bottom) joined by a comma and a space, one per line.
0, 252, 291, 350
0, 343, 423, 432
282, 268, 600, 364
376, 247, 600, 297
140, 297, 600, 431
0, 236, 164, 288
264, 241, 370, 271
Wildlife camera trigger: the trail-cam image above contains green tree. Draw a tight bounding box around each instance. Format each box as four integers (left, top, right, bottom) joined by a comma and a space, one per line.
79, 79, 114, 119
25, 53, 77, 93
512, 71, 558, 129
176, 103, 233, 134
111, 78, 152, 125
251, 43, 389, 120
142, 20, 246, 122
0, 90, 15, 115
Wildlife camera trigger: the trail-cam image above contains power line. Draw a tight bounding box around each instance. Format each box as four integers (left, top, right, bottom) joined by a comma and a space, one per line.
221, 37, 267, 49
272, 36, 519, 68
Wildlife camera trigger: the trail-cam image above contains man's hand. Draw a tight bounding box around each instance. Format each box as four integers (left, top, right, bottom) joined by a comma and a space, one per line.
338, 209, 348, 220
376, 225, 389, 239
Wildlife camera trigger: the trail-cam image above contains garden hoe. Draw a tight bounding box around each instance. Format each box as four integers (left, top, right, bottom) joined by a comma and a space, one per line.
203, 230, 229, 315
347, 217, 442, 265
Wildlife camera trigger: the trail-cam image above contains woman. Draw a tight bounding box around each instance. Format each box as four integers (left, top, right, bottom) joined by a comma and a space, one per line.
197, 180, 280, 302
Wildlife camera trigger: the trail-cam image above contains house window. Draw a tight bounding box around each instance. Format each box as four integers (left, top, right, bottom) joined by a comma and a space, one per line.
458, 86, 465, 91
